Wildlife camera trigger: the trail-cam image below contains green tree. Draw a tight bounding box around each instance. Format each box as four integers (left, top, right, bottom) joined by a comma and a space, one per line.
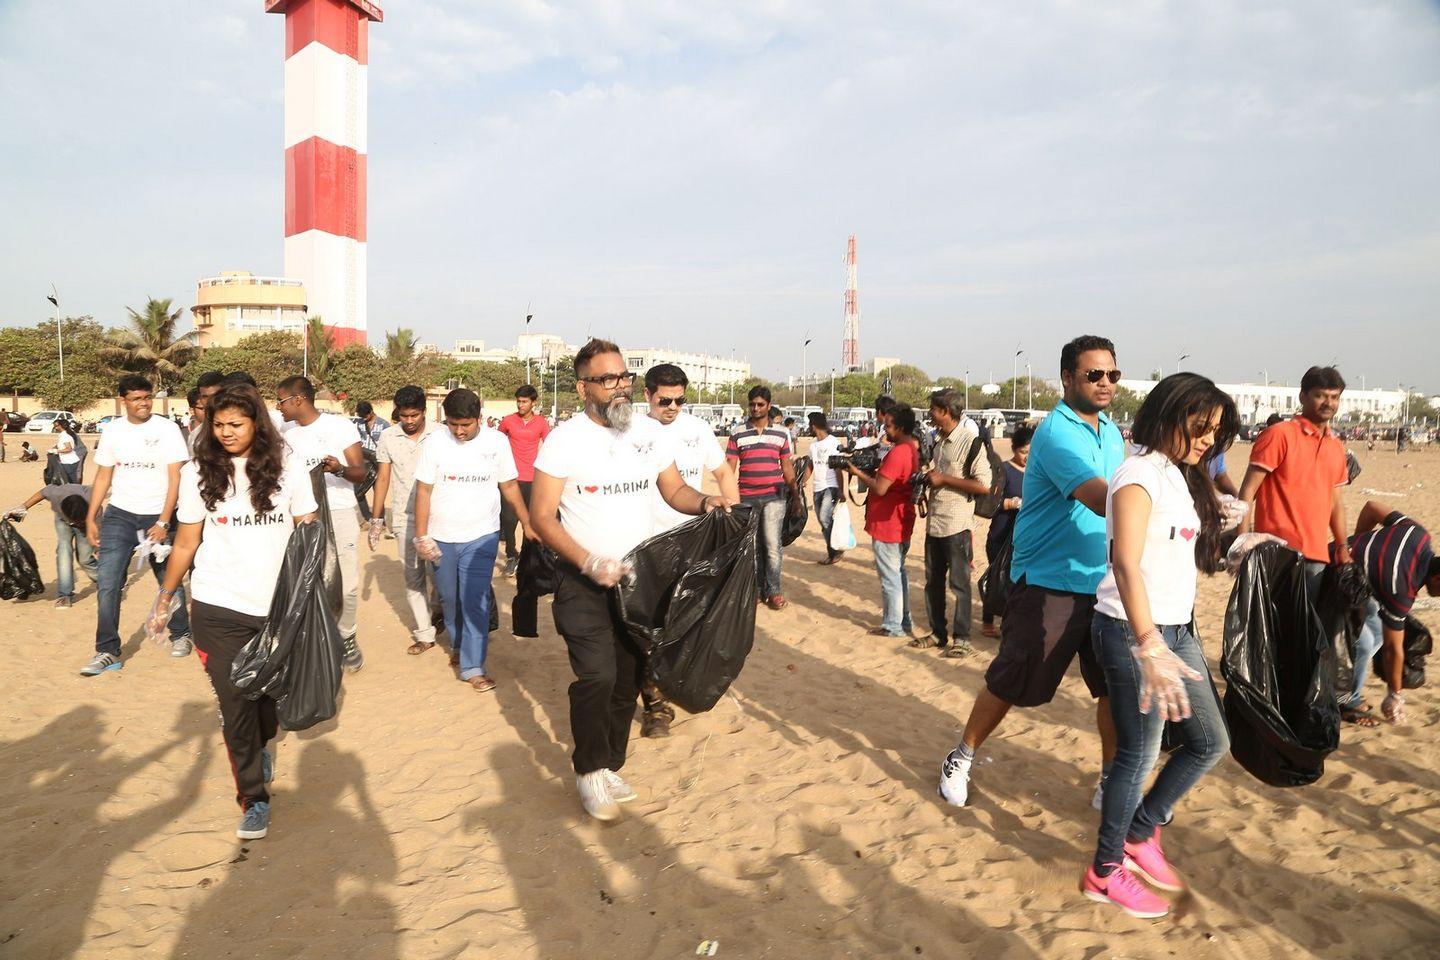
102, 298, 197, 391
1108, 385, 1144, 421
35, 318, 113, 410
181, 331, 304, 397
383, 327, 420, 363
306, 316, 335, 383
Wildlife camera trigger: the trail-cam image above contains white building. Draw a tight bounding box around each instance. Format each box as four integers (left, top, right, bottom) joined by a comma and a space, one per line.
1118, 379, 1409, 424
619, 347, 750, 393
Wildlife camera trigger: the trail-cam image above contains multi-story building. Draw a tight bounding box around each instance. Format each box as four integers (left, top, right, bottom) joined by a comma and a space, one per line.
1118, 379, 1409, 424
618, 347, 750, 393
191, 271, 308, 349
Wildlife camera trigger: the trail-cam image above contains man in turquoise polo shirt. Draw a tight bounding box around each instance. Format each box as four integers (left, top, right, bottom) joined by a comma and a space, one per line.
939, 335, 1126, 808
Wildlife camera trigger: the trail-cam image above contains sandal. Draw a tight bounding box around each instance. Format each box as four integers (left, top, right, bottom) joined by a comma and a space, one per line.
907, 634, 943, 649
941, 641, 975, 659
466, 675, 497, 693
1341, 706, 1381, 727
407, 641, 434, 656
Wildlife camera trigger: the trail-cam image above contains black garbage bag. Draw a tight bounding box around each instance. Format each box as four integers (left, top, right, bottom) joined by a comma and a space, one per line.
978, 535, 1013, 621
781, 455, 811, 547
1221, 542, 1339, 787
516, 538, 557, 597
0, 518, 44, 601
231, 466, 344, 731
43, 452, 67, 486
1371, 616, 1433, 690
1315, 561, 1372, 692
616, 503, 759, 713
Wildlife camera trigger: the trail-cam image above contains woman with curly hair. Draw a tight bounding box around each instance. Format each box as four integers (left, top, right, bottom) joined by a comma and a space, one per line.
150, 383, 317, 840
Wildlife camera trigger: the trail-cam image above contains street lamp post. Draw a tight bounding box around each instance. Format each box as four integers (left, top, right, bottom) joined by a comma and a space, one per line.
964, 369, 969, 411
1012, 347, 1023, 409
1026, 362, 1032, 411
802, 338, 812, 410
47, 286, 63, 382
829, 368, 835, 411
1176, 352, 1190, 376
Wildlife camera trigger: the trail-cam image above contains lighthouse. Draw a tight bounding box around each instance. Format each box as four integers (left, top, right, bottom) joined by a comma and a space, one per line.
267, 0, 382, 347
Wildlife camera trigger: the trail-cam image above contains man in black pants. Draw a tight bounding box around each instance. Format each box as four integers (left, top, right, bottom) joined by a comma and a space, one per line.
531, 339, 735, 821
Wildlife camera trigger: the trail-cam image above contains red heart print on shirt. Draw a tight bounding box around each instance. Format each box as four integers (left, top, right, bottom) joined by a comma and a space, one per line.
446, 475, 457, 481
1179, 527, 1196, 541
216, 516, 229, 525
584, 485, 599, 493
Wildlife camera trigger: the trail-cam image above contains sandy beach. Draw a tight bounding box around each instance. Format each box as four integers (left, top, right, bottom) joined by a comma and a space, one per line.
1, 433, 1437, 960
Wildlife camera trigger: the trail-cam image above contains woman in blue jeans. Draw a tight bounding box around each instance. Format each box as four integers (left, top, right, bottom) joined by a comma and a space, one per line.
1083, 373, 1238, 919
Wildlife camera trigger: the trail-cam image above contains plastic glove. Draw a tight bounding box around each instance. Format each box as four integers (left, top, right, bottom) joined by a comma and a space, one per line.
1382, 691, 1406, 724
144, 590, 182, 647
582, 553, 632, 588
1225, 532, 1285, 574
1218, 495, 1248, 533
2, 505, 25, 521
413, 535, 441, 564
367, 517, 385, 550
1132, 639, 1204, 721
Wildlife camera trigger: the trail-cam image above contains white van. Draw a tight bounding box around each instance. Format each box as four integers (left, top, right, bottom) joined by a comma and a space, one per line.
25, 411, 78, 433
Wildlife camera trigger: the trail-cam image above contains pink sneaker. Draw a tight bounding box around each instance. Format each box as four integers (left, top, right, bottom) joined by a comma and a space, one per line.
1081, 864, 1169, 919
1124, 829, 1183, 892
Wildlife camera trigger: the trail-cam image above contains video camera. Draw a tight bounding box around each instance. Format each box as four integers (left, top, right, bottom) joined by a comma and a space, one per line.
827, 445, 882, 475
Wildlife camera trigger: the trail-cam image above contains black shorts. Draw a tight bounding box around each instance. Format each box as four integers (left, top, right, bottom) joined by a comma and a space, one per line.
983, 578, 1107, 707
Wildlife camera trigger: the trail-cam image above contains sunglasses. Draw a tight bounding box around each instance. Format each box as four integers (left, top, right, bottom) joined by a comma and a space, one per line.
579, 371, 636, 390
655, 396, 686, 408
1082, 369, 1123, 384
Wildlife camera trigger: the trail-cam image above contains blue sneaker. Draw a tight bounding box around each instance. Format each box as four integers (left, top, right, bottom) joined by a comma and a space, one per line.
237, 801, 270, 840
79, 653, 122, 676
262, 748, 273, 784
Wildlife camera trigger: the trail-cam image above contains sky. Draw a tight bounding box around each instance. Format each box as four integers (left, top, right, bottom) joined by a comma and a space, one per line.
1, 0, 1437, 391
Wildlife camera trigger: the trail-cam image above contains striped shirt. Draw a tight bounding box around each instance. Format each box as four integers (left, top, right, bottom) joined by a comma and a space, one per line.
1346, 512, 1434, 629
726, 427, 792, 499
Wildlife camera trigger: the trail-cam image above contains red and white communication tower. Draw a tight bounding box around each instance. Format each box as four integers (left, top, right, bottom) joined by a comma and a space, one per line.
267, 0, 383, 347
842, 234, 861, 372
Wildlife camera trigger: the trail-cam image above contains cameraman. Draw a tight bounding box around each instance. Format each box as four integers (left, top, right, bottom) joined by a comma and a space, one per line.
845, 407, 920, 638
808, 412, 845, 564
913, 389, 991, 658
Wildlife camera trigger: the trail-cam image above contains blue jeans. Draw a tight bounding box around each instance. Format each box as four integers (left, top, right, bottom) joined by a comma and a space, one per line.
813, 487, 840, 559
746, 495, 786, 598
54, 514, 97, 599
1091, 613, 1228, 871
872, 539, 914, 636
1343, 598, 1386, 709
94, 505, 188, 656
434, 533, 499, 680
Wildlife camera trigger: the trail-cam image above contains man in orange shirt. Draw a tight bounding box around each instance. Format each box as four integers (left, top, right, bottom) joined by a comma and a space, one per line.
1238, 366, 1353, 589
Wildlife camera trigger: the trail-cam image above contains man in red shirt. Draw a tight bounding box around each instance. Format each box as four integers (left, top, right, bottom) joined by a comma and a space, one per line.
845, 407, 920, 637
1239, 365, 1353, 589
498, 385, 551, 578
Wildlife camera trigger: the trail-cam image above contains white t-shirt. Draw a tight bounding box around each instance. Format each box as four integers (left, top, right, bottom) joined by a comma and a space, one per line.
412, 427, 518, 543
283, 413, 362, 510
534, 413, 677, 558
93, 416, 189, 515
809, 434, 842, 493
652, 411, 724, 532
177, 453, 319, 616
1094, 450, 1201, 626
56, 433, 80, 465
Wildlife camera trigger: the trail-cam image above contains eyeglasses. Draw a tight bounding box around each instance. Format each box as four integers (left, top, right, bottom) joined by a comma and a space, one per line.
655, 396, 685, 408
1083, 369, 1123, 384
275, 395, 298, 406
579, 372, 636, 390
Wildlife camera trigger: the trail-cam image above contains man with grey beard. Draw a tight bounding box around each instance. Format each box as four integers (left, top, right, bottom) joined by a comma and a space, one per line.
530, 339, 737, 821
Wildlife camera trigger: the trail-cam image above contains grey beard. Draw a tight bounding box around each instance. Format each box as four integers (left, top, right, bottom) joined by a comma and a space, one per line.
595, 395, 633, 431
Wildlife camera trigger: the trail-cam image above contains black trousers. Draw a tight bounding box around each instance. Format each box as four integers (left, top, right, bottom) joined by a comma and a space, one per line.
553, 564, 644, 775
924, 530, 974, 644
500, 480, 533, 559
191, 600, 276, 810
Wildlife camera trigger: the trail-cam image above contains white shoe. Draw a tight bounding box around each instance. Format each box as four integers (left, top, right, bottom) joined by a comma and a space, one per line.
577, 770, 621, 821
1092, 774, 1107, 812
170, 636, 193, 658
938, 748, 972, 807
603, 769, 637, 803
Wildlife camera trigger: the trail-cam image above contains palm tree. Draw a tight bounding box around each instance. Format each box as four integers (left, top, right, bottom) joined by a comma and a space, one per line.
305, 315, 334, 382
384, 327, 420, 363
102, 297, 197, 390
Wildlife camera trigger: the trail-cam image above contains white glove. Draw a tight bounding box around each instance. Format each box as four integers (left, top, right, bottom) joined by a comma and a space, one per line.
367, 517, 385, 550
145, 590, 182, 647
3, 505, 25, 521
1218, 495, 1248, 533
1382, 691, 1406, 724
582, 553, 632, 588
1225, 532, 1285, 574
1133, 636, 1204, 721
413, 536, 441, 563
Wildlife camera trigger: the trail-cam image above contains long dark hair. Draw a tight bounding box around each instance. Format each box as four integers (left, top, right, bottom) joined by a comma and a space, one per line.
194, 384, 285, 514
1130, 373, 1239, 573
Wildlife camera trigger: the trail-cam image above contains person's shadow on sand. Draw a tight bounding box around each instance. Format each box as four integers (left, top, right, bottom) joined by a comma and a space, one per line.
0, 702, 213, 959
167, 740, 400, 960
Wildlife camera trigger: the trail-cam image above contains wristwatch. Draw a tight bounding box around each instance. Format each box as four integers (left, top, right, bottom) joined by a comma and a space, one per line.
156, 520, 170, 530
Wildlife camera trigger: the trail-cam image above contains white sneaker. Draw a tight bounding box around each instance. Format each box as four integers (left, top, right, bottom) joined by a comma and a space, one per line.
170, 636, 193, 658
938, 748, 972, 807
1092, 774, 1107, 812
603, 769, 637, 803
577, 770, 621, 821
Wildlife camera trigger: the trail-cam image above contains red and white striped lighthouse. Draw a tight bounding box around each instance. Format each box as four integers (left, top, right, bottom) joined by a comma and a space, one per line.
267, 0, 382, 348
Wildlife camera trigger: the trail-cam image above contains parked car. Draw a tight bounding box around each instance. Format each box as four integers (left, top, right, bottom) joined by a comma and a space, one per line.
4, 412, 29, 433
24, 410, 79, 433
85, 415, 120, 433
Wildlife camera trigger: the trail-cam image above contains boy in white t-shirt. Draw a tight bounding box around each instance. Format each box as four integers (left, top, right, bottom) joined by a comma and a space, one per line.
412, 389, 530, 693
276, 375, 369, 673
80, 374, 191, 675
806, 412, 845, 564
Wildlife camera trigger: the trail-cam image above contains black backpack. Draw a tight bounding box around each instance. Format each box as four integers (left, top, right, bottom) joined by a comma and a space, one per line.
963, 433, 1006, 519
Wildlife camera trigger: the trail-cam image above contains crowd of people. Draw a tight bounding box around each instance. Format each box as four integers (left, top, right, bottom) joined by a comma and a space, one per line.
3, 335, 1437, 922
